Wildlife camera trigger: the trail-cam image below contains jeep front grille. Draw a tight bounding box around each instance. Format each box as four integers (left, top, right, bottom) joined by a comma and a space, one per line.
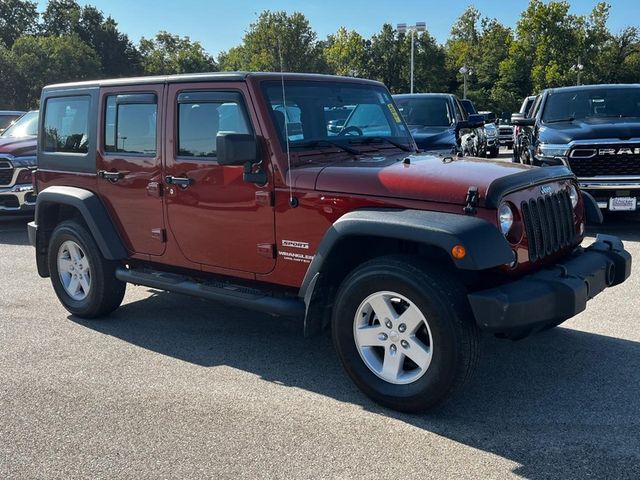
0, 160, 14, 186
521, 189, 575, 262
568, 144, 640, 177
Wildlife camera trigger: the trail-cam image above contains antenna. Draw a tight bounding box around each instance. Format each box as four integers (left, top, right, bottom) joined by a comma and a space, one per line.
278, 39, 297, 208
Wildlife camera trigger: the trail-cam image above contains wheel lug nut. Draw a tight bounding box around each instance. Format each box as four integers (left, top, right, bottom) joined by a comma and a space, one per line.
390, 344, 397, 353
401, 340, 409, 349
378, 333, 388, 341
385, 319, 393, 329
398, 323, 406, 333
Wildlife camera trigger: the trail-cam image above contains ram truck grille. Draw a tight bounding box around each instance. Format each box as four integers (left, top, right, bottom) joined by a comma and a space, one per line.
568, 144, 640, 177
0, 160, 14, 186
521, 189, 575, 262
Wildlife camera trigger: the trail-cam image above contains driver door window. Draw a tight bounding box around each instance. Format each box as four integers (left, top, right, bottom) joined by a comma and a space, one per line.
177, 92, 251, 159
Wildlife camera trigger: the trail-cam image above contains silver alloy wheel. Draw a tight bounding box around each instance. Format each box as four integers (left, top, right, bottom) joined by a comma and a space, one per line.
57, 240, 92, 301
353, 291, 434, 385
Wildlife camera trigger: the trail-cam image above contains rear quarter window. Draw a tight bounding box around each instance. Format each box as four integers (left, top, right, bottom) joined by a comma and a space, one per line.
43, 96, 90, 154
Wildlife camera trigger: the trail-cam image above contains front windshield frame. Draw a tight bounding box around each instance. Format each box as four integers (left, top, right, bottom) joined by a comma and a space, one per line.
261, 80, 414, 152
542, 87, 640, 123
1, 111, 39, 138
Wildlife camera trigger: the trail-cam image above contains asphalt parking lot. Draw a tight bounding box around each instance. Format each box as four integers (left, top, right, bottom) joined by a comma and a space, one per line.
1, 161, 639, 479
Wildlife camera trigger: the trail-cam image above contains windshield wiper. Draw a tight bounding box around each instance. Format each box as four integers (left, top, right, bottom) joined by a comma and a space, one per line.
356, 136, 414, 152
544, 116, 575, 124
294, 139, 361, 155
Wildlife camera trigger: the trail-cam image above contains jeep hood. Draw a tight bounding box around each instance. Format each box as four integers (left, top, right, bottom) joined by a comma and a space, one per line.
540, 117, 640, 144
313, 152, 536, 206
0, 136, 37, 157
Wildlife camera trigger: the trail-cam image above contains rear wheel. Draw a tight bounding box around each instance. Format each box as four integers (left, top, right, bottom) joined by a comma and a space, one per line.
332, 256, 479, 412
48, 220, 126, 318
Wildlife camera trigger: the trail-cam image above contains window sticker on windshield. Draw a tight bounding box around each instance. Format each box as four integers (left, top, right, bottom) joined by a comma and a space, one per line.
387, 103, 403, 123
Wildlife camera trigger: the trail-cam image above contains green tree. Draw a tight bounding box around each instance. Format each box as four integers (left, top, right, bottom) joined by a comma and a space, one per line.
139, 31, 217, 75
0, 44, 19, 107
444, 7, 514, 111
509, 0, 584, 92
218, 11, 326, 72
41, 0, 81, 36
41, 0, 140, 77
412, 31, 448, 93
0, 0, 38, 48
595, 26, 640, 83
76, 6, 141, 76
11, 35, 101, 107
366, 24, 408, 93
324, 27, 367, 76
445, 6, 482, 93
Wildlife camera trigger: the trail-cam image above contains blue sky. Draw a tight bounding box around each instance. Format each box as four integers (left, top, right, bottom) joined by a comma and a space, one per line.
36, 0, 639, 57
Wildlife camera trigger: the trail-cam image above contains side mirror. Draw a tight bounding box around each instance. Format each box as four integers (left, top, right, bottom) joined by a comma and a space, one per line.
467, 114, 485, 128
216, 133, 259, 165
511, 116, 536, 127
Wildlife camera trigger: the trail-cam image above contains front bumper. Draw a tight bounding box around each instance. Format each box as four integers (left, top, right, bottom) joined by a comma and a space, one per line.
0, 183, 36, 214
468, 234, 631, 335
577, 178, 640, 210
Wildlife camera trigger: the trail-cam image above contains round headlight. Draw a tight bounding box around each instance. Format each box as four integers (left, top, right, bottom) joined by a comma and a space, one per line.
568, 185, 579, 208
498, 203, 514, 235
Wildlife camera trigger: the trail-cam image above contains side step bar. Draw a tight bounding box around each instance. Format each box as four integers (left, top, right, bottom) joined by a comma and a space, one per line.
115, 267, 305, 318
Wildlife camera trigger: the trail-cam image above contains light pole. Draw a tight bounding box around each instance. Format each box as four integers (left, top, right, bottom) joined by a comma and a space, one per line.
459, 66, 472, 99
397, 22, 426, 94
571, 58, 584, 86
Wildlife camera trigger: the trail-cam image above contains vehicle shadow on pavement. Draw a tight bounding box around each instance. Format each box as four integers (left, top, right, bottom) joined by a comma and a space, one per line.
70, 289, 640, 479
589, 212, 640, 242
0, 217, 31, 246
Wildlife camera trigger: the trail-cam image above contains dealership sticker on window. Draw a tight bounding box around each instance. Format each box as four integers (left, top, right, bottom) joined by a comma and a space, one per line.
387, 103, 403, 123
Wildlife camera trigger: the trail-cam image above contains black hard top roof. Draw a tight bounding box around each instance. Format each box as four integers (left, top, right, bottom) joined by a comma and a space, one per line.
393, 93, 454, 99
42, 72, 385, 91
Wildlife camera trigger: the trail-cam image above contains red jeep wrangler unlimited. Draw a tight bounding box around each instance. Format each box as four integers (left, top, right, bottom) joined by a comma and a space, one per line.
29, 73, 631, 412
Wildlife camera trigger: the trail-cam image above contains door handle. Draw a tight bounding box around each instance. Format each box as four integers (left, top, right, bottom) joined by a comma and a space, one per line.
165, 175, 193, 188
97, 170, 124, 182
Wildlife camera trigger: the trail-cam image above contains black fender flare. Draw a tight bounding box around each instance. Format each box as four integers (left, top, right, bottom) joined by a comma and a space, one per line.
581, 190, 604, 225
34, 186, 128, 261
299, 208, 514, 302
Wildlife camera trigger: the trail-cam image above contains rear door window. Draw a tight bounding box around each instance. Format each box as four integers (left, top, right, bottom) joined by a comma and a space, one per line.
43, 96, 90, 153
104, 94, 157, 155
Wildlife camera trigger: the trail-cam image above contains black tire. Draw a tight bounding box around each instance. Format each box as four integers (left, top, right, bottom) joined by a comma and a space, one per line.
332, 256, 479, 412
488, 147, 499, 158
48, 220, 126, 318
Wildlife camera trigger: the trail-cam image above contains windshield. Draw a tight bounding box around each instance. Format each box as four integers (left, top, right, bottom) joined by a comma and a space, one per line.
262, 81, 412, 150
1, 111, 38, 138
394, 97, 453, 127
543, 87, 640, 123
0, 114, 22, 131
461, 100, 477, 115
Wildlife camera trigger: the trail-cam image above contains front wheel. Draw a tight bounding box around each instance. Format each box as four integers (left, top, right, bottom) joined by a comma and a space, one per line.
332, 256, 479, 412
48, 220, 126, 318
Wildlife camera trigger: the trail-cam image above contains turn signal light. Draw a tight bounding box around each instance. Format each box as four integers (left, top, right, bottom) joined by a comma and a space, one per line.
451, 244, 467, 260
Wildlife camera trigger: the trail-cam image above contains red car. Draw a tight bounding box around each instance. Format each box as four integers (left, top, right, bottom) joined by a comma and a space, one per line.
0, 110, 38, 214
28, 73, 630, 412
